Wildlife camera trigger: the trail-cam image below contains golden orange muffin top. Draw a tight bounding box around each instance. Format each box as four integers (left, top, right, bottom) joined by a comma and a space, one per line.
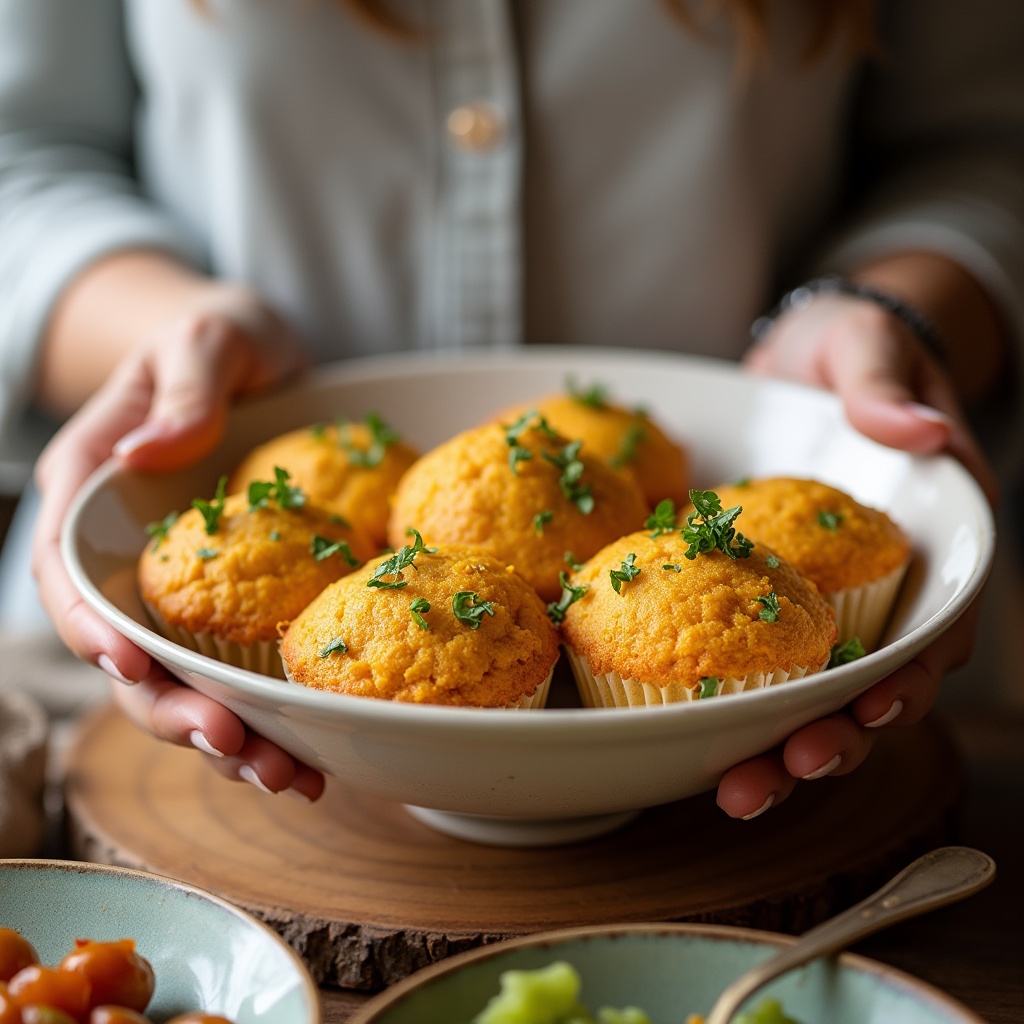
279, 541, 561, 706
138, 476, 377, 646
709, 478, 911, 593
495, 384, 690, 506
228, 413, 419, 548
561, 525, 836, 688
387, 414, 649, 602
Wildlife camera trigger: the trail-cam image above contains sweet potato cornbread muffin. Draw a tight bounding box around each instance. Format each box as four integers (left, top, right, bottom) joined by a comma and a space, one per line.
228, 413, 419, 548
279, 540, 560, 707
711, 477, 910, 649
560, 492, 836, 707
138, 471, 376, 677
497, 382, 690, 507
387, 414, 649, 602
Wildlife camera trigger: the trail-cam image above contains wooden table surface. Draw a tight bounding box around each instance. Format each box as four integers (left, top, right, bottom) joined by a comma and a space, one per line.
312, 706, 1024, 1024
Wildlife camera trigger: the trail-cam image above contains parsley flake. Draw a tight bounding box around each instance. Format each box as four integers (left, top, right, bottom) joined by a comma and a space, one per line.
565, 376, 609, 409
645, 498, 678, 538
662, 563, 683, 572
818, 509, 844, 532
502, 410, 556, 475
145, 510, 179, 552
609, 423, 645, 468
192, 476, 229, 536
564, 551, 585, 572
196, 548, 218, 561
247, 466, 305, 512
319, 636, 348, 658
452, 590, 496, 629
542, 439, 594, 514
828, 636, 867, 668
681, 489, 753, 561
532, 509, 554, 535
698, 677, 719, 699
546, 572, 589, 624
609, 553, 641, 594
310, 534, 358, 566
269, 530, 281, 542
409, 597, 431, 630
366, 528, 436, 590
756, 592, 781, 622
339, 412, 400, 468
766, 555, 780, 568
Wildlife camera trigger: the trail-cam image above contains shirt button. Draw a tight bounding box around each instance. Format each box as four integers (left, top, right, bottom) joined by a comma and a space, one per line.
446, 102, 506, 152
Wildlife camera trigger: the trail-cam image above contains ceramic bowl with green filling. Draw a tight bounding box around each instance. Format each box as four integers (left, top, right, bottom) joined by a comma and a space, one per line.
350, 923, 984, 1024
0, 859, 320, 1023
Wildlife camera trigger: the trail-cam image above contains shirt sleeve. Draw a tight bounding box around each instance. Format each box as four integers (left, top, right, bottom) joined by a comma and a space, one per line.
812, 0, 1024, 365
0, 0, 204, 454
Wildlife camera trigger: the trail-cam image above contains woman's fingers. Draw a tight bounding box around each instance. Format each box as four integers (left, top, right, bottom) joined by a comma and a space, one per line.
716, 751, 797, 819
108, 674, 326, 801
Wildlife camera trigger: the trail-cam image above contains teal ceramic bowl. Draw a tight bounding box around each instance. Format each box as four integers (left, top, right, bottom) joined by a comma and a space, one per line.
351, 923, 983, 1024
0, 859, 320, 1023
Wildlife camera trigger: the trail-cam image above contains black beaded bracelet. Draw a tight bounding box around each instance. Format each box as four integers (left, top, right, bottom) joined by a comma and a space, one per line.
750, 275, 946, 364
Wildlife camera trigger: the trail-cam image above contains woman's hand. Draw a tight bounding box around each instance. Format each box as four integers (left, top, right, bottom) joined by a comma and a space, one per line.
715, 266, 1000, 819
31, 272, 324, 800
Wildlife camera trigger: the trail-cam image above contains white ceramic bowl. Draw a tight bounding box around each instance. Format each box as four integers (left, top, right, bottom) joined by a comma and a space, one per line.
62, 348, 994, 845
349, 923, 985, 1024
0, 858, 321, 1023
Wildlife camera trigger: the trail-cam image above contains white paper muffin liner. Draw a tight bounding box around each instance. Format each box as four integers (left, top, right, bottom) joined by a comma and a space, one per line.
826, 559, 910, 651
280, 659, 555, 709
564, 646, 813, 708
143, 601, 287, 679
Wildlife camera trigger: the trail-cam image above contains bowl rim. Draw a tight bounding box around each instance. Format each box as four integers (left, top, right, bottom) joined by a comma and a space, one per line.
0, 857, 322, 1024
348, 920, 987, 1024
61, 348, 996, 736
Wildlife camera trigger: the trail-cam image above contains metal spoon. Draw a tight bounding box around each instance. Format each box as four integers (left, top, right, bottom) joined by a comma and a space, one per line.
704, 846, 996, 1024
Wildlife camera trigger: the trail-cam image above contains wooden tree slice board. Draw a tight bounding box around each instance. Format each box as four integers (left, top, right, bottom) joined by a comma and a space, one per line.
65, 704, 960, 992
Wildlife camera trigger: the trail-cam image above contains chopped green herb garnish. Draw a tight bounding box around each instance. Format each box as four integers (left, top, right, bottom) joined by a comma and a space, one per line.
662, 563, 683, 572
310, 534, 358, 566
756, 592, 781, 622
196, 548, 218, 560
732, 476, 751, 488
828, 636, 867, 668
339, 412, 400, 468
542, 439, 594, 514
766, 554, 780, 568
698, 677, 720, 699
532, 509, 554, 534
609, 553, 641, 594
366, 528, 436, 590
818, 509, 844, 531
310, 422, 327, 439
452, 590, 496, 629
546, 572, 589, 624
565, 376, 609, 409
247, 466, 305, 512
564, 551, 585, 572
192, 476, 228, 536
502, 410, 556, 475
645, 498, 677, 538
409, 597, 431, 630
329, 513, 352, 528
319, 636, 348, 657
681, 489, 753, 560
609, 423, 645, 468
145, 510, 179, 552
269, 530, 281, 542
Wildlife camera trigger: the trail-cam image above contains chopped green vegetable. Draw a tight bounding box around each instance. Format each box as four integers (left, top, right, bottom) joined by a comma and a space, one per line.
339, 412, 400, 467
409, 597, 431, 630
329, 513, 352, 527
609, 423, 645, 468
310, 534, 358, 566
818, 509, 844, 531
319, 636, 348, 658
564, 551, 585, 572
681, 489, 753, 560
503, 409, 557, 475
269, 530, 281, 542
609, 553, 640, 594
698, 676, 720, 698
828, 636, 867, 668
756, 592, 781, 622
310, 422, 327, 439
192, 476, 228, 536
533, 509, 554, 534
766, 554, 780, 568
145, 510, 179, 552
662, 563, 682, 572
565, 375, 610, 409
644, 498, 677, 538
547, 572, 589, 624
366, 528, 436, 590
247, 466, 305, 511
196, 548, 218, 561
452, 590, 496, 629
543, 439, 594, 514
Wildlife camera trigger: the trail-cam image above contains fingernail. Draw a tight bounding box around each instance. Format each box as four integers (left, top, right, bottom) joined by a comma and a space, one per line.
239, 764, 274, 794
284, 786, 313, 804
865, 698, 904, 728
189, 729, 227, 758
98, 654, 138, 686
905, 403, 954, 427
741, 794, 774, 820
113, 421, 176, 457
802, 754, 842, 780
